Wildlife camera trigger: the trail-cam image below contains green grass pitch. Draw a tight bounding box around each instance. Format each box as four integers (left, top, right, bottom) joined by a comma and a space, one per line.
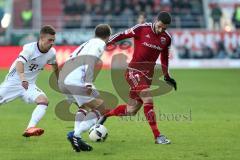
0, 69, 239, 160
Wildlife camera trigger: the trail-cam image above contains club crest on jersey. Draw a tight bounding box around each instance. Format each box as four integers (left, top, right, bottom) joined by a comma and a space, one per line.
160, 37, 166, 45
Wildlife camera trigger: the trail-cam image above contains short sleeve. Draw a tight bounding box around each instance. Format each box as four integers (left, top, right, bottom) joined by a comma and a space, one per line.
16, 45, 33, 63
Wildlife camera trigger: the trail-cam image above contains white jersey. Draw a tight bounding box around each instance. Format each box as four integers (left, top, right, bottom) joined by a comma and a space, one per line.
69, 38, 105, 60
58, 38, 106, 106
6, 42, 56, 83
65, 38, 106, 85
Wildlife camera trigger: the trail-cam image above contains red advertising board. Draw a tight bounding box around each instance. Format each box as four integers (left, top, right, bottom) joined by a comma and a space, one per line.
171, 30, 240, 51
0, 46, 77, 69
0, 46, 23, 69
0, 45, 134, 69
1, 30, 240, 69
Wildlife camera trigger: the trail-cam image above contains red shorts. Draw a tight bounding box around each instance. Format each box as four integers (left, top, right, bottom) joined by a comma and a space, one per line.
125, 68, 152, 102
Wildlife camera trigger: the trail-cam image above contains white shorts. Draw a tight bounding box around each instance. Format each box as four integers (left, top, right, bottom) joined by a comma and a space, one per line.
58, 65, 99, 107
0, 79, 46, 105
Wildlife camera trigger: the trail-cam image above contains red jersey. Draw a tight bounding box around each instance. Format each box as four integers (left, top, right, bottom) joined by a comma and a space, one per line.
109, 22, 171, 78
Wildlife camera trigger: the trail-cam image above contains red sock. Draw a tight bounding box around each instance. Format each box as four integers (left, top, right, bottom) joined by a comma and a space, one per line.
105, 104, 127, 117
144, 103, 160, 139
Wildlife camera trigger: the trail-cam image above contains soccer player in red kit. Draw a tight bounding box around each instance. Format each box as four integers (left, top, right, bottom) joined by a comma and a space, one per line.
99, 11, 177, 144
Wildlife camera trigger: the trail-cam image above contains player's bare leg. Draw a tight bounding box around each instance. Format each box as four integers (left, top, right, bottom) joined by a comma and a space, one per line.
67, 104, 91, 152
77, 98, 108, 134
140, 88, 170, 144
22, 95, 48, 137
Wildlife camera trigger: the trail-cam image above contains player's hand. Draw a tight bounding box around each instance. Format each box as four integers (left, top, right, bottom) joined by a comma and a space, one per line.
86, 84, 92, 95
22, 80, 29, 90
164, 76, 177, 91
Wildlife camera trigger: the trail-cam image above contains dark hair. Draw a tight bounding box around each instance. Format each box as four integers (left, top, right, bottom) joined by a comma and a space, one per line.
40, 25, 56, 35
95, 24, 111, 39
157, 11, 172, 24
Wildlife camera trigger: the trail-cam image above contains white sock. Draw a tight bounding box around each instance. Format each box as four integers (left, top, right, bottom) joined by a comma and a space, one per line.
27, 104, 47, 129
73, 109, 87, 137
74, 110, 101, 138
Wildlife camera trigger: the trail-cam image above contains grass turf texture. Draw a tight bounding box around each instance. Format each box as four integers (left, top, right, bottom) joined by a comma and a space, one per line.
0, 69, 239, 160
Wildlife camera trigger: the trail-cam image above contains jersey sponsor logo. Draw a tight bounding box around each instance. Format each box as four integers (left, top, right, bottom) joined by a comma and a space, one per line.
29, 64, 39, 71
161, 37, 167, 45
142, 42, 162, 51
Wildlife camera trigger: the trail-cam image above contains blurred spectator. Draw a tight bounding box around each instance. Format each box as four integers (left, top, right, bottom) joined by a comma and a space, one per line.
63, 0, 85, 15
80, 4, 92, 28
201, 43, 214, 58
215, 40, 228, 59
0, 7, 3, 21
211, 3, 222, 30
137, 12, 146, 24
191, 0, 202, 15
0, 0, 6, 37
232, 4, 240, 29
21, 2, 33, 28
178, 45, 191, 59
62, 0, 205, 29
230, 43, 240, 59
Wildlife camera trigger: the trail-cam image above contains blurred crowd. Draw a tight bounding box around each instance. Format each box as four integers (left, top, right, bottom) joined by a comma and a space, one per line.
178, 40, 240, 59
62, 0, 205, 28
1, 0, 239, 59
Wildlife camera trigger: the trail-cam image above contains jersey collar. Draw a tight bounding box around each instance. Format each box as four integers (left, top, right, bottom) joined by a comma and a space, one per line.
37, 42, 49, 54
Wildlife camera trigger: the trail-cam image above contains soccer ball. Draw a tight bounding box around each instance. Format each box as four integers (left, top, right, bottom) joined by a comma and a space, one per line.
89, 124, 108, 142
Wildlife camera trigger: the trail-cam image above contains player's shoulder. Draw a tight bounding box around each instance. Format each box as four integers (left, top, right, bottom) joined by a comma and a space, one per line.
89, 38, 105, 43
89, 38, 105, 47
132, 22, 152, 30
22, 42, 37, 52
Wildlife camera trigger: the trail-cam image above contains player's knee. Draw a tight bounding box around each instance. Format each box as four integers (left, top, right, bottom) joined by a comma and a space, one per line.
96, 99, 106, 114
126, 106, 139, 116
129, 110, 138, 116
95, 98, 104, 107
139, 90, 152, 103
36, 95, 49, 106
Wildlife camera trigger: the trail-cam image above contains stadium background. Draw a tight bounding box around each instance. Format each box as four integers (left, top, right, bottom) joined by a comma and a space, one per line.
1, 0, 240, 68
0, 0, 239, 160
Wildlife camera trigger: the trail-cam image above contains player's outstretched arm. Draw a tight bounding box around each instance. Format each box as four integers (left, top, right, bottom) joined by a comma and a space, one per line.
16, 61, 28, 90
108, 24, 142, 44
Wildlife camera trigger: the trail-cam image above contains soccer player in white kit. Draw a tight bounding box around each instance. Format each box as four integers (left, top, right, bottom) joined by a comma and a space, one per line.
0, 25, 58, 137
58, 24, 111, 152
